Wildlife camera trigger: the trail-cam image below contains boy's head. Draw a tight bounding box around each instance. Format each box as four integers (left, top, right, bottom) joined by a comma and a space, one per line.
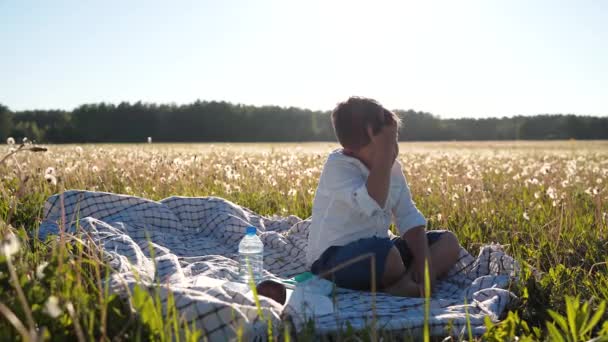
331, 96, 401, 150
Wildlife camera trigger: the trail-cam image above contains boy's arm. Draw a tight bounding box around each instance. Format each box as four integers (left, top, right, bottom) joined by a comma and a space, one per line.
366, 121, 398, 208
392, 165, 432, 294
402, 226, 434, 295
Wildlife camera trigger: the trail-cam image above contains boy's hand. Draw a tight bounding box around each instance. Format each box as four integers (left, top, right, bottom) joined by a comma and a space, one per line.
412, 258, 435, 297
366, 111, 398, 166
364, 109, 398, 209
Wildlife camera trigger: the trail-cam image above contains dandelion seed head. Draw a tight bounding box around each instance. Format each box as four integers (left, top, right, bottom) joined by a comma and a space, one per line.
45, 174, 57, 186
44, 296, 62, 318
546, 187, 557, 200
6, 137, 15, 145
0, 233, 20, 258
36, 262, 49, 279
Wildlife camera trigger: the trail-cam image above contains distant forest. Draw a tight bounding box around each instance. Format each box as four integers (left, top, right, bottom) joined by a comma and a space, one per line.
1, 101, 607, 143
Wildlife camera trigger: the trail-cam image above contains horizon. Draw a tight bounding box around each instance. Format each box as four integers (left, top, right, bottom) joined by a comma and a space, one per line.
1, 0, 607, 118
4, 98, 608, 120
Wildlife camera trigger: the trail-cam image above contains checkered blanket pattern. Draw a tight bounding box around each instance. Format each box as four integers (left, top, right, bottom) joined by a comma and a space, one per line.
39, 190, 518, 340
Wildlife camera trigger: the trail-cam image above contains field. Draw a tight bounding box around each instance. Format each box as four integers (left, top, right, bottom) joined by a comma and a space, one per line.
1, 141, 607, 340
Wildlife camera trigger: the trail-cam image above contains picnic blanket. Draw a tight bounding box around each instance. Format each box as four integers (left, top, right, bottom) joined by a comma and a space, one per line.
39, 190, 519, 340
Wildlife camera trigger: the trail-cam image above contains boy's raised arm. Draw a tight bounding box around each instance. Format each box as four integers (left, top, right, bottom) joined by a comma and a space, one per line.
365, 121, 398, 208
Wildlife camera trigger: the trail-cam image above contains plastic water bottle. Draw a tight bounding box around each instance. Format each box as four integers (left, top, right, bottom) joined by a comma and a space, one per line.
238, 226, 264, 284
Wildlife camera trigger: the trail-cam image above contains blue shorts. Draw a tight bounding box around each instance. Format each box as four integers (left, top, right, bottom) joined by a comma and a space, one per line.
310, 230, 447, 291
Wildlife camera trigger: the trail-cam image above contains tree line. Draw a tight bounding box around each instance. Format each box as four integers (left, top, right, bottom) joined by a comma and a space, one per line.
1, 101, 607, 143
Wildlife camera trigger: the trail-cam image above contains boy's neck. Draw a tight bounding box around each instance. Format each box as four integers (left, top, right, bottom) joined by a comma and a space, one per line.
342, 147, 373, 170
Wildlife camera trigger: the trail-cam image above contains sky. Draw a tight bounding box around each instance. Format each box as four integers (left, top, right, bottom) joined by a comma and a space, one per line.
1, 0, 607, 118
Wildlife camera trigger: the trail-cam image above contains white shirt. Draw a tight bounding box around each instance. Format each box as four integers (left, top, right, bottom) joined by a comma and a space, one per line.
306, 149, 427, 267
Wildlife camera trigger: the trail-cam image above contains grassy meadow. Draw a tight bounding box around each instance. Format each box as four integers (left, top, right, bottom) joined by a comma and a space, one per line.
1, 141, 607, 341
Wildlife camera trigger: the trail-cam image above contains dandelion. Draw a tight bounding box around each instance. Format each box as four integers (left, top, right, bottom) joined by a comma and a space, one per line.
6, 137, 15, 145
593, 187, 600, 195
523, 212, 530, 221
91, 166, 99, 173
0, 233, 20, 258
546, 187, 557, 200
45, 166, 55, 175
451, 193, 459, 201
464, 185, 472, 193
534, 191, 541, 199
437, 213, 443, 221
44, 296, 62, 318
540, 164, 551, 175
426, 187, 432, 195
22, 137, 28, 144
288, 188, 297, 197
147, 137, 152, 144
45, 173, 57, 186
36, 262, 49, 279
75, 146, 83, 155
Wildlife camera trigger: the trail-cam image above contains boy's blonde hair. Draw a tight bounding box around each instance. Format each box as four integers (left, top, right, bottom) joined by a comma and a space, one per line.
331, 96, 401, 150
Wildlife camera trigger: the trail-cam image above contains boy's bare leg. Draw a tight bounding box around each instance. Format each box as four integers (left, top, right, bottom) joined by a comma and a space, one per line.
428, 231, 461, 279
380, 232, 460, 297
380, 247, 420, 297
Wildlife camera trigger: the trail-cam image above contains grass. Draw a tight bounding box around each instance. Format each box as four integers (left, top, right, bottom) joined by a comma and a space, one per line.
1, 140, 607, 340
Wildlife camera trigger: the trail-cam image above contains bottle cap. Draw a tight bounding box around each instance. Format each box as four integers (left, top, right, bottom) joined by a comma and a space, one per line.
246, 226, 257, 235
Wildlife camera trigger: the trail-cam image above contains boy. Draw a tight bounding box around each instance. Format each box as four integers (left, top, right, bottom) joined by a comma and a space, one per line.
307, 97, 461, 297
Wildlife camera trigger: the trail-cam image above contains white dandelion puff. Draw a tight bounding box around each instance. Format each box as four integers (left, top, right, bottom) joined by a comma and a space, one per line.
546, 187, 557, 200
523, 212, 530, 221
288, 188, 297, 197
44, 174, 57, 186
6, 137, 15, 145
1, 233, 20, 258
44, 296, 62, 318
91, 166, 99, 173
36, 262, 49, 279
464, 185, 472, 193
45, 166, 55, 175
147, 137, 152, 144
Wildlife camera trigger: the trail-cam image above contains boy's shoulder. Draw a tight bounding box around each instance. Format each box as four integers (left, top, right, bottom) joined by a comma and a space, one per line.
324, 149, 363, 169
